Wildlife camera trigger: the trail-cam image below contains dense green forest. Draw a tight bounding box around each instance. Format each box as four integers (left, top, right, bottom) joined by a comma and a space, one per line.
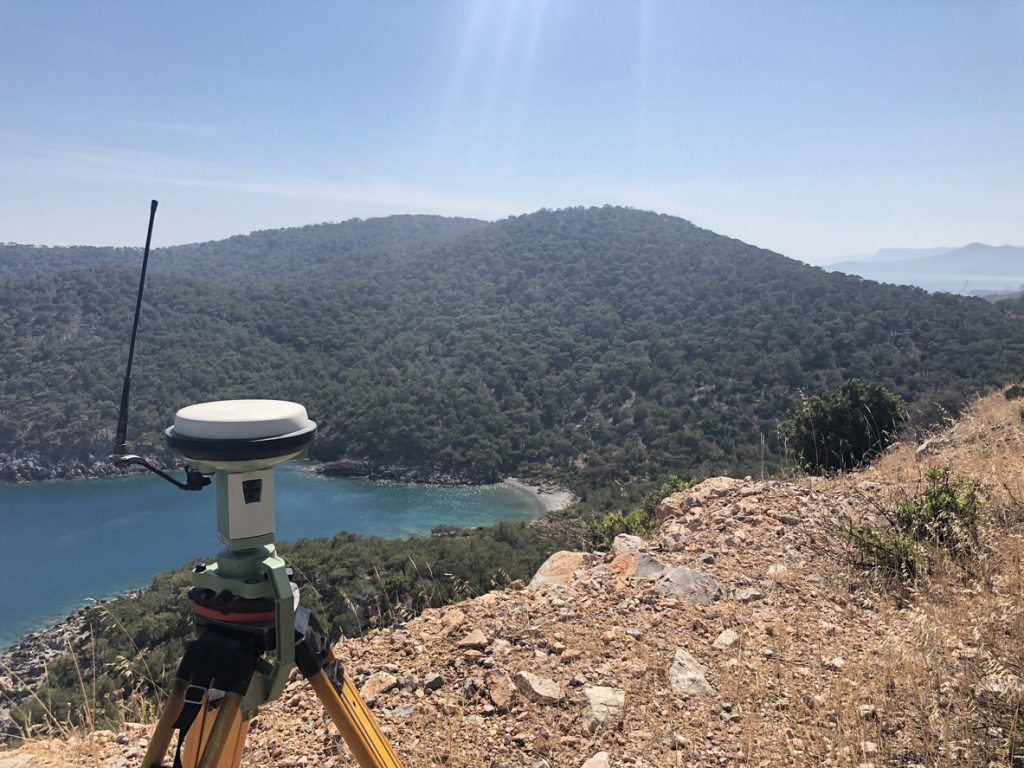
3, 207, 1024, 509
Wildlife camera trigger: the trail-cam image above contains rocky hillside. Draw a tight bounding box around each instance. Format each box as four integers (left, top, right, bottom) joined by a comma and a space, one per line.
4, 391, 1024, 767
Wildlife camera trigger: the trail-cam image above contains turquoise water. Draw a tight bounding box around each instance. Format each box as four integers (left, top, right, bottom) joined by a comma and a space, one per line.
0, 463, 542, 650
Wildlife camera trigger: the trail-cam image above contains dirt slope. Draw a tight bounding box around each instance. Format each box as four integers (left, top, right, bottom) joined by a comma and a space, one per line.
5, 392, 1024, 767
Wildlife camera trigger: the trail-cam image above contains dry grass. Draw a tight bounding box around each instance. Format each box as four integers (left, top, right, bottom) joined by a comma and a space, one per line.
832, 389, 1024, 767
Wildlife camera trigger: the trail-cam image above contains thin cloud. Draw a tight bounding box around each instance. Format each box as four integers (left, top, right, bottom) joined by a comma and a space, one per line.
0, 133, 532, 222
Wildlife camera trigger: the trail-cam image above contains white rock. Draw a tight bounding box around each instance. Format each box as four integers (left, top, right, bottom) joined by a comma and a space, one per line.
491, 638, 513, 656
712, 629, 740, 649
669, 648, 714, 697
583, 685, 626, 725
580, 753, 611, 768
611, 533, 646, 555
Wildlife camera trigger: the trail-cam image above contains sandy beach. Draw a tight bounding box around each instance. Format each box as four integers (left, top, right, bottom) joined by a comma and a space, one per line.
502, 477, 576, 512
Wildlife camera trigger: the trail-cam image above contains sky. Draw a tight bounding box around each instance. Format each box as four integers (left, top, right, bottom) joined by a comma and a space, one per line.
1, 1, 1022, 265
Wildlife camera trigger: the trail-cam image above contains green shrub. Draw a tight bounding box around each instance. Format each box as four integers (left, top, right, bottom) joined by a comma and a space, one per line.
846, 524, 924, 581
1005, 383, 1024, 400
846, 466, 981, 584
895, 466, 980, 560
782, 379, 906, 474
583, 476, 696, 549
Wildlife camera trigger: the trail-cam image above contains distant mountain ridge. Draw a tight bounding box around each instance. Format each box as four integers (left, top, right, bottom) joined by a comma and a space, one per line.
833, 243, 1024, 274
840, 246, 955, 263
830, 242, 1024, 294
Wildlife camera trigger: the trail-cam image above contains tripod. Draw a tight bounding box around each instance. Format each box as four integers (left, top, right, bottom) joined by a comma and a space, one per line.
108, 206, 404, 767
133, 400, 405, 768
140, 575, 403, 768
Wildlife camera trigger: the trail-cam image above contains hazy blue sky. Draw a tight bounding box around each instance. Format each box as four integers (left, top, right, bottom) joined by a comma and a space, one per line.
1, 1, 1021, 263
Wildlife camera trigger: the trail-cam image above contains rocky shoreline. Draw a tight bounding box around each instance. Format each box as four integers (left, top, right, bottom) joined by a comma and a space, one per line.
314, 456, 497, 485
316, 459, 577, 513
0, 609, 92, 738
0, 452, 156, 483
0, 453, 578, 513
1, 453, 502, 487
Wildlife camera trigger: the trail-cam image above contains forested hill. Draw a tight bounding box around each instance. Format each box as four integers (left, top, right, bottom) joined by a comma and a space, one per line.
2, 206, 1023, 500
0, 214, 485, 282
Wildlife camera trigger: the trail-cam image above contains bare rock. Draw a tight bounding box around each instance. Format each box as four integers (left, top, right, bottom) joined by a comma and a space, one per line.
486, 670, 518, 711
580, 753, 611, 768
361, 671, 399, 702
440, 608, 466, 636
735, 587, 764, 603
656, 477, 744, 523
712, 629, 740, 649
457, 628, 489, 650
611, 552, 668, 581
0, 757, 36, 768
670, 648, 714, 697
654, 566, 723, 603
583, 686, 625, 727
423, 673, 445, 691
656, 494, 688, 524
611, 533, 646, 555
491, 638, 513, 656
514, 671, 565, 705
529, 551, 596, 589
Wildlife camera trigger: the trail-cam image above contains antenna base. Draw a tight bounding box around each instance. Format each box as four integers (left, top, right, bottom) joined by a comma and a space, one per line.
111, 455, 211, 491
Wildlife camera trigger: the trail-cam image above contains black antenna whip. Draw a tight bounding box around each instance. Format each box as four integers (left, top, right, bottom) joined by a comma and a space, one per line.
109, 202, 209, 491
114, 199, 158, 457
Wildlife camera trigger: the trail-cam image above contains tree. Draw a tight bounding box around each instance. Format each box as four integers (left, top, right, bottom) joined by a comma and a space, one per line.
782, 379, 906, 473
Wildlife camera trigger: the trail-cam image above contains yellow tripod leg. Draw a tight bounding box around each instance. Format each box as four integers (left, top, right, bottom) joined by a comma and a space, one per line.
181, 693, 247, 768
308, 668, 405, 768
141, 678, 188, 767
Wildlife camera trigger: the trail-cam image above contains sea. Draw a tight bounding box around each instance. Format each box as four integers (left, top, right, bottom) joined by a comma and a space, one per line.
835, 271, 1024, 296
0, 463, 543, 651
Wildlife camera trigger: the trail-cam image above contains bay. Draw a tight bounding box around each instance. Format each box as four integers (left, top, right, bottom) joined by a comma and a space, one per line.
0, 463, 542, 650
